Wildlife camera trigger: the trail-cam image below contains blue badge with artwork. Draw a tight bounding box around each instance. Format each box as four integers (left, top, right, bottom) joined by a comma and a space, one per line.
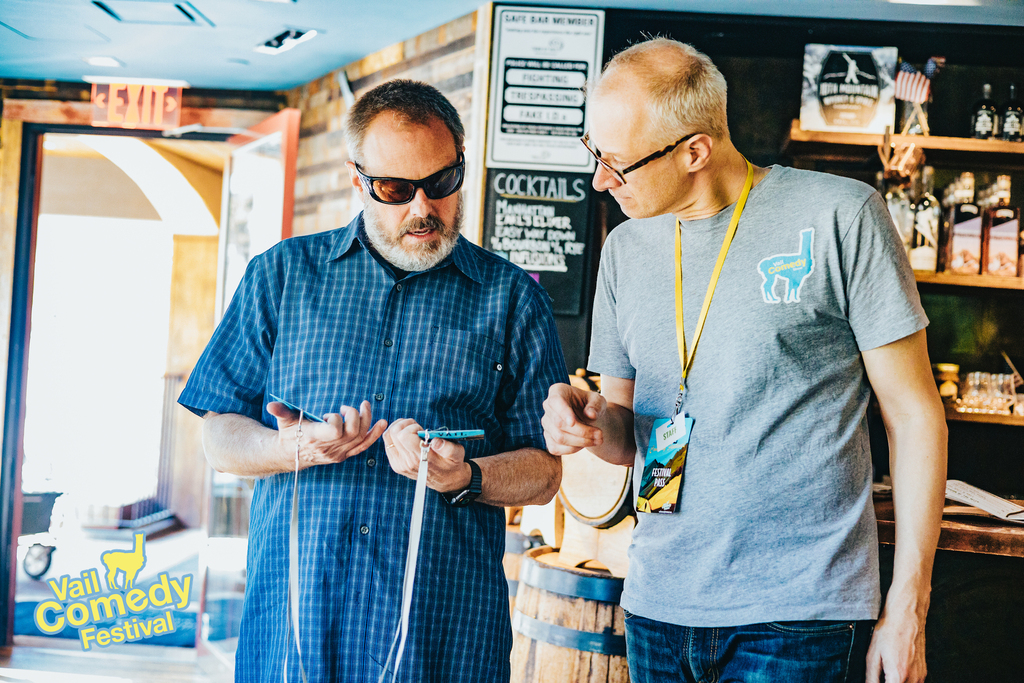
757, 229, 815, 304
638, 414, 694, 514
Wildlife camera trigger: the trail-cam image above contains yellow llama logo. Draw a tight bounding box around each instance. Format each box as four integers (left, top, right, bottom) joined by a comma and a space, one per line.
100, 532, 147, 591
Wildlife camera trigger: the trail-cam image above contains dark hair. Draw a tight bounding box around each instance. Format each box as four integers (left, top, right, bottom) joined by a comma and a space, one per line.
344, 79, 465, 165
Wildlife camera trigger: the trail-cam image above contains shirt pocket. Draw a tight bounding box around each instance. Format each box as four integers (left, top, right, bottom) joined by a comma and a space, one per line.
430, 327, 505, 421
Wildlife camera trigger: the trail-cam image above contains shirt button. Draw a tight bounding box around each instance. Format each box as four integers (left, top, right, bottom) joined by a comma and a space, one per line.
374, 393, 384, 401
367, 457, 376, 467
395, 283, 403, 292
495, 363, 503, 371
383, 338, 393, 347
359, 525, 370, 535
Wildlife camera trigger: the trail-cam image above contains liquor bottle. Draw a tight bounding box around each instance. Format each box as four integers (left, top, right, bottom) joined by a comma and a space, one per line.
945, 172, 982, 275
970, 84, 999, 139
982, 176, 1020, 277
1001, 83, 1023, 142
885, 181, 914, 253
910, 167, 940, 272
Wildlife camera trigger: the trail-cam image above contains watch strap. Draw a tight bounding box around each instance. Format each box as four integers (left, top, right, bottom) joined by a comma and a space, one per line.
445, 459, 482, 507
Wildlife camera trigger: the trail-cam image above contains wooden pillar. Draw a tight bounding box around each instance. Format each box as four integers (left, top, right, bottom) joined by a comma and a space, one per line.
0, 116, 23, 646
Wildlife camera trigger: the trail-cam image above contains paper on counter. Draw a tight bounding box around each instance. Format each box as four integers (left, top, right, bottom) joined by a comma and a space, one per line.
945, 480, 1024, 525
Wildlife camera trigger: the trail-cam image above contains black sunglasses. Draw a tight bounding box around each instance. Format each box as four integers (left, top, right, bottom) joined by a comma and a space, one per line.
354, 154, 465, 205
580, 131, 701, 185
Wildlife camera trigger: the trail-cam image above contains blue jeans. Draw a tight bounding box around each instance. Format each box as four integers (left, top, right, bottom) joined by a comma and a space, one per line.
624, 611, 874, 683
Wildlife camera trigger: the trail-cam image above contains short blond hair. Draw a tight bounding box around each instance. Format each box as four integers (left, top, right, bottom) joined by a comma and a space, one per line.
599, 38, 729, 141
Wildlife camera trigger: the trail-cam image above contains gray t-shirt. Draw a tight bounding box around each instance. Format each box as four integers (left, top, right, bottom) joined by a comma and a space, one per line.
589, 165, 927, 627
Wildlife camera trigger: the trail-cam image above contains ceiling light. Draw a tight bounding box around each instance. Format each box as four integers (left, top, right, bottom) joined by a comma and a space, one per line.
82, 76, 190, 87
85, 56, 123, 68
254, 29, 317, 55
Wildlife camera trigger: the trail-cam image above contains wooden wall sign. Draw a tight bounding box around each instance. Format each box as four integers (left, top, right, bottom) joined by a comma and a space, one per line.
90, 83, 183, 130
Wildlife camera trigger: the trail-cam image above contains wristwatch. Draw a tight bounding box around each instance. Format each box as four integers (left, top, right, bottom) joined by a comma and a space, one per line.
444, 459, 482, 507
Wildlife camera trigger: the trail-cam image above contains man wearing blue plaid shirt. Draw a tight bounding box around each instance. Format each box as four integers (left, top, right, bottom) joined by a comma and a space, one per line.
179, 79, 568, 682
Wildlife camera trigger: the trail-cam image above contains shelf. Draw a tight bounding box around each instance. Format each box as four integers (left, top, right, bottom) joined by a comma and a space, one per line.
945, 405, 1024, 427
914, 271, 1024, 291
783, 120, 1024, 168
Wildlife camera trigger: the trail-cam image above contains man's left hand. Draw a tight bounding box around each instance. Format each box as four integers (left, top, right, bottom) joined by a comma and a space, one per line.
865, 601, 927, 683
384, 418, 471, 493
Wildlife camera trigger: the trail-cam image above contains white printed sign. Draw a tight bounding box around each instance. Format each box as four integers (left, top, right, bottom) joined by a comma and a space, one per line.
486, 6, 604, 172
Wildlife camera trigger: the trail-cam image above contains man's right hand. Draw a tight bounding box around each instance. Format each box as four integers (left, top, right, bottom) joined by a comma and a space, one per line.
269, 399, 387, 469
541, 383, 607, 456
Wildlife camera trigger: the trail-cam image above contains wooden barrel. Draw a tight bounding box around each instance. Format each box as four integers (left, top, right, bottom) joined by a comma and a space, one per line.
504, 526, 545, 616
511, 546, 629, 683
558, 448, 634, 529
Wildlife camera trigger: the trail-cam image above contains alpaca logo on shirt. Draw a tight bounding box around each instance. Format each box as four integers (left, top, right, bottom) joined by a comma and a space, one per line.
757, 229, 815, 304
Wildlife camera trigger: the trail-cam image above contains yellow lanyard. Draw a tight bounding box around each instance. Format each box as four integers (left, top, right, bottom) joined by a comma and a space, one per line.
674, 159, 754, 399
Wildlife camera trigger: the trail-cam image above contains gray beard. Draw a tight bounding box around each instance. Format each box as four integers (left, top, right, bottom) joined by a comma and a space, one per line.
363, 195, 463, 272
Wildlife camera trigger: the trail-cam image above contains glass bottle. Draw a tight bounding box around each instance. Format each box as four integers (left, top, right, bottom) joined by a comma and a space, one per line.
982, 175, 1020, 277
1001, 83, 1023, 142
885, 181, 914, 253
970, 83, 999, 139
910, 167, 940, 272
945, 172, 983, 275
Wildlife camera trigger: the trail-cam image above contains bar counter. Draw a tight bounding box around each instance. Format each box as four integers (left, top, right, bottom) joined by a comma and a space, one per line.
875, 497, 1024, 558
875, 497, 1024, 681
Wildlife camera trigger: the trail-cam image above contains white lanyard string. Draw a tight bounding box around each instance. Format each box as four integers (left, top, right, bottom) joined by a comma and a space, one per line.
378, 432, 432, 683
285, 421, 433, 683
284, 414, 309, 683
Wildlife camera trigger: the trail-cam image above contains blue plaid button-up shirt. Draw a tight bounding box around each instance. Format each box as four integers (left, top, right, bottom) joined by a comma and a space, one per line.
179, 214, 567, 682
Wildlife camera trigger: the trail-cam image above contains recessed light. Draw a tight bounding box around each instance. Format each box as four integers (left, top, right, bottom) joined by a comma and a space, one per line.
254, 29, 317, 55
83, 76, 191, 88
85, 56, 123, 68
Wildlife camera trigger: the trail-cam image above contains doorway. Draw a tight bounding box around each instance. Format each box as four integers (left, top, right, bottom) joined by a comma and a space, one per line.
9, 126, 229, 651
1, 106, 299, 668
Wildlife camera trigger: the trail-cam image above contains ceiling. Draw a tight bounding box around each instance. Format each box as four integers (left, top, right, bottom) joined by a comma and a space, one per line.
1, 0, 1023, 92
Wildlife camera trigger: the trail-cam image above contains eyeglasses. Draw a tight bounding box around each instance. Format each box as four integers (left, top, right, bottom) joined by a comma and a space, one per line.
580, 131, 702, 185
354, 154, 465, 205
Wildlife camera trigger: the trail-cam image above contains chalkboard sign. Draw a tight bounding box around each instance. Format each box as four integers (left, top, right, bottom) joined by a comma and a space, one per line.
481, 168, 592, 315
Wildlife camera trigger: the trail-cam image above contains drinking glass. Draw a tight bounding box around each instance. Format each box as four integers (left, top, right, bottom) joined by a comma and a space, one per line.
958, 372, 983, 413
978, 372, 994, 413
995, 374, 1016, 415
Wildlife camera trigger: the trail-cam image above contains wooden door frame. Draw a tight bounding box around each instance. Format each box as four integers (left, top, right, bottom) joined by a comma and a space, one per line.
0, 101, 271, 646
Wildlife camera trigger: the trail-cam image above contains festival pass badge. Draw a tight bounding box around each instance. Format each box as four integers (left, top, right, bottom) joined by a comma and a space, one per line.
637, 414, 694, 514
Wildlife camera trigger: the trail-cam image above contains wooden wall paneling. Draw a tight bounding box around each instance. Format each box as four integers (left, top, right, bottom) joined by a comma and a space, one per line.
166, 235, 219, 529
286, 10, 482, 239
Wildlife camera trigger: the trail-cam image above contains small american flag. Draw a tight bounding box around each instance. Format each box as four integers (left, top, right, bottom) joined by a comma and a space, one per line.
895, 61, 930, 103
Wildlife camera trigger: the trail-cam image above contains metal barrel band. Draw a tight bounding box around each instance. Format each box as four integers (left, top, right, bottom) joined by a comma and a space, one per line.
511, 610, 626, 657
505, 529, 545, 552
518, 554, 624, 603
507, 578, 518, 597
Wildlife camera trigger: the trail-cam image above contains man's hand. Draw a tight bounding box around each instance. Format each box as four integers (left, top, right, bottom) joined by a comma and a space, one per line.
269, 400, 387, 470
865, 599, 927, 683
383, 418, 471, 493
541, 383, 606, 456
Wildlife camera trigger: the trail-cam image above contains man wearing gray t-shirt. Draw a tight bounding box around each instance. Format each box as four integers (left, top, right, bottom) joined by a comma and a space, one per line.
542, 39, 946, 683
